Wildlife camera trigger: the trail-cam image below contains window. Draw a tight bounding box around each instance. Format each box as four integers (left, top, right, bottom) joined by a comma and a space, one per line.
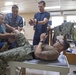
67, 16, 76, 22
23, 18, 26, 26
51, 16, 64, 28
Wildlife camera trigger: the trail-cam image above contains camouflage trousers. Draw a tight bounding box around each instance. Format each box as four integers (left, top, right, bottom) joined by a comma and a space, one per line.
0, 33, 34, 75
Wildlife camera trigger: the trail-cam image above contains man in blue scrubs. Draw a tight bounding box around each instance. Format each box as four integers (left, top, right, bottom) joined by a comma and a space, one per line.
29, 1, 50, 45
4, 5, 23, 32
4, 5, 23, 48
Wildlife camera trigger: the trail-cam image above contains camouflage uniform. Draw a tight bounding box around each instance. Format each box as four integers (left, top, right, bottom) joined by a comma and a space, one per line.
0, 59, 7, 75
0, 33, 34, 75
61, 22, 74, 39
53, 22, 74, 42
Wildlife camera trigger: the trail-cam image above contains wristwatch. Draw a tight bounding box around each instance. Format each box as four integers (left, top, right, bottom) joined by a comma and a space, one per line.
40, 40, 44, 43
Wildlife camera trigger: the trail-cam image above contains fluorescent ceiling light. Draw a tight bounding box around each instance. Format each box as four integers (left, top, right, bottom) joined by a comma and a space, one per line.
5, 2, 14, 6
1, 10, 11, 13
45, 6, 60, 9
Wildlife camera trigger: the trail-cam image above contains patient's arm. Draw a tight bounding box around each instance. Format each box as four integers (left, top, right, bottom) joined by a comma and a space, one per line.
35, 44, 59, 60
34, 42, 43, 57
34, 33, 47, 54
35, 42, 50, 60
34, 33, 59, 61
34, 33, 50, 60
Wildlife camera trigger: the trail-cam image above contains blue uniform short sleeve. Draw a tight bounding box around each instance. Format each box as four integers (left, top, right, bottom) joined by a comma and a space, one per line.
18, 17, 23, 27
0, 25, 6, 33
45, 12, 50, 20
4, 14, 9, 24
2, 25, 6, 33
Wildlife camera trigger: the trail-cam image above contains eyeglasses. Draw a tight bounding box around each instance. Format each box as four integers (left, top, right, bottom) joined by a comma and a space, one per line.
57, 40, 63, 46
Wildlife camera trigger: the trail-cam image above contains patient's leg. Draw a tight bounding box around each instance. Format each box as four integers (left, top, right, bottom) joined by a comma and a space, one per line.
13, 30, 30, 46
0, 42, 33, 75
0, 45, 33, 62
0, 59, 7, 75
0, 30, 33, 61
16, 33, 30, 47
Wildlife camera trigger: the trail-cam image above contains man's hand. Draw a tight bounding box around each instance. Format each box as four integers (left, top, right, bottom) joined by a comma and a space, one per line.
29, 19, 33, 25
40, 33, 48, 42
29, 19, 37, 26
47, 26, 51, 32
13, 29, 20, 34
9, 33, 16, 39
18, 27, 23, 31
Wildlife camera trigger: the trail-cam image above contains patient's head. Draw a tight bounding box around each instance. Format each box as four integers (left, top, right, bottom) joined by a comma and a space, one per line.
63, 40, 70, 50
53, 39, 70, 52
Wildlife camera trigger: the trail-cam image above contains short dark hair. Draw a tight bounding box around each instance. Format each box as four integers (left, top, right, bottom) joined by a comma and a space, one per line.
38, 1, 46, 6
63, 41, 70, 50
12, 5, 19, 9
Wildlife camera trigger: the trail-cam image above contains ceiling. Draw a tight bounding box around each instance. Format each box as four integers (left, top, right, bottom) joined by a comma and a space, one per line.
0, 0, 76, 15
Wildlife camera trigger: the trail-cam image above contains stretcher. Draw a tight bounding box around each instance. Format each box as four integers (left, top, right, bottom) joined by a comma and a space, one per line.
8, 54, 70, 75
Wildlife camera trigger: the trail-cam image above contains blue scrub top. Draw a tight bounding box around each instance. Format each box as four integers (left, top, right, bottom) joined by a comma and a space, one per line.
34, 11, 50, 36
0, 24, 6, 33
0, 24, 6, 48
4, 13, 23, 27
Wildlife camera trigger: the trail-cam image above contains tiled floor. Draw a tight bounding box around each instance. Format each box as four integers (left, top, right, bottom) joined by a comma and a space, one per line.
6, 64, 76, 75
